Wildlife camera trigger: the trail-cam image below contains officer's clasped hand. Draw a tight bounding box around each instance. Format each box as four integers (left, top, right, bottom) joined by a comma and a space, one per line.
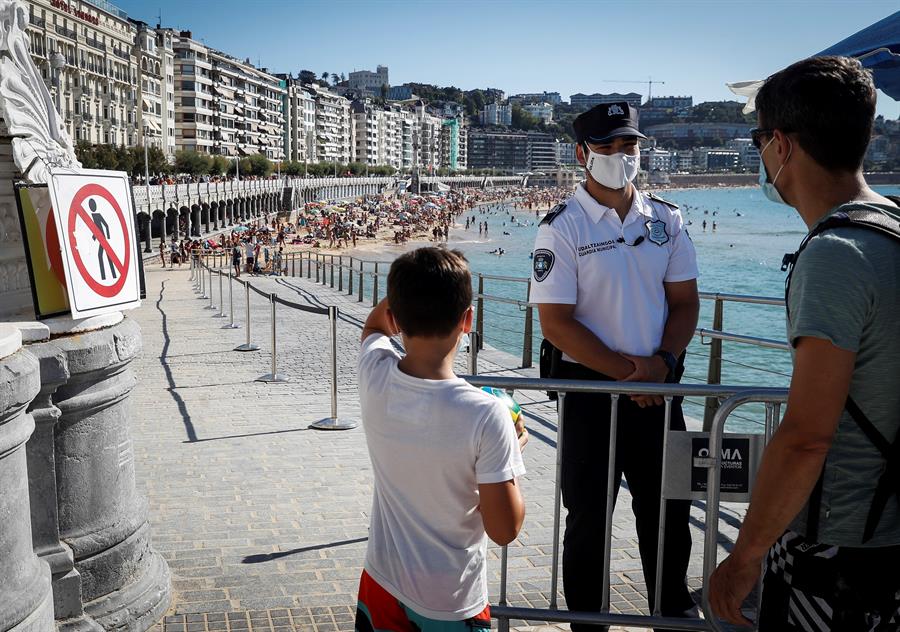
621, 353, 669, 408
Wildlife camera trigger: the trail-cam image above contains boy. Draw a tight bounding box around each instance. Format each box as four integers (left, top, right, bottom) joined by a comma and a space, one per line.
356, 247, 528, 631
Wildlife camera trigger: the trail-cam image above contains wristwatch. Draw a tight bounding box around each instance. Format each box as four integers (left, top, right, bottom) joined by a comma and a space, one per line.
655, 349, 677, 382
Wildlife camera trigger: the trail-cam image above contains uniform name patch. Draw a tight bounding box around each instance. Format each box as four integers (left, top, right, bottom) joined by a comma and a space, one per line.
646, 219, 670, 246
533, 249, 555, 282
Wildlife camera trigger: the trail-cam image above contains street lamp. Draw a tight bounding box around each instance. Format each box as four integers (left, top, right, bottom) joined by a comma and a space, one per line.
50, 51, 66, 115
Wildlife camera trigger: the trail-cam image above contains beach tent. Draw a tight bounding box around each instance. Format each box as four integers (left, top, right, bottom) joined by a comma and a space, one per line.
818, 10, 900, 101
729, 10, 900, 111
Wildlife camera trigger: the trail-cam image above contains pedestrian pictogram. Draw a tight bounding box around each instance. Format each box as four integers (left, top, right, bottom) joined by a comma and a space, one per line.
49, 169, 141, 319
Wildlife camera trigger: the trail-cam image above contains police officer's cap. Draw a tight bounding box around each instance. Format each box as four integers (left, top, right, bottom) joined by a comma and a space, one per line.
573, 101, 647, 145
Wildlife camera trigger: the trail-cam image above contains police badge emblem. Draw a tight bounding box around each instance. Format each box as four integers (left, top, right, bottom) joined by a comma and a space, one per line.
646, 219, 669, 246
533, 249, 555, 282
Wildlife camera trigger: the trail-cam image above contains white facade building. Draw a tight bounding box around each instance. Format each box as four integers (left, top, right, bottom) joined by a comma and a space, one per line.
307, 85, 351, 164
132, 21, 175, 158
25, 0, 139, 146
523, 102, 553, 124
282, 78, 316, 164
348, 65, 389, 96
172, 31, 285, 160
480, 102, 512, 127
726, 138, 760, 171
556, 142, 576, 165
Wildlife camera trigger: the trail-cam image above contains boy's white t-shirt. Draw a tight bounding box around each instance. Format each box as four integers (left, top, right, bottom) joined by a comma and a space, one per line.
358, 333, 526, 621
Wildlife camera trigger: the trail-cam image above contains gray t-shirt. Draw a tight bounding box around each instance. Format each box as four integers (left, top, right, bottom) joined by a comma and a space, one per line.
786, 202, 900, 547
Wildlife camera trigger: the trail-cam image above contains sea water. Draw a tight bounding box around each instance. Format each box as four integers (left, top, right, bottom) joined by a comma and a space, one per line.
445, 185, 900, 430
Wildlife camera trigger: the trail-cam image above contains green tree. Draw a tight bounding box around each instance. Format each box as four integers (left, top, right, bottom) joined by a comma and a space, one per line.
321, 71, 329, 83
299, 70, 317, 84
114, 145, 135, 175
283, 160, 304, 176
331, 73, 340, 86
209, 155, 230, 176
94, 144, 119, 170
247, 153, 273, 177
174, 149, 211, 176
380, 84, 389, 103
511, 104, 539, 131
75, 141, 97, 168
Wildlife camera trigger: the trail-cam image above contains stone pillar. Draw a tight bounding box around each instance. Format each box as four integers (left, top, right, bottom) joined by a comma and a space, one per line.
0, 324, 55, 632
25, 324, 103, 632
47, 316, 170, 631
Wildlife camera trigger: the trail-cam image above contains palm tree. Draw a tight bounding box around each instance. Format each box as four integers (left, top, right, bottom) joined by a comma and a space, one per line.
331, 73, 340, 86
320, 71, 329, 83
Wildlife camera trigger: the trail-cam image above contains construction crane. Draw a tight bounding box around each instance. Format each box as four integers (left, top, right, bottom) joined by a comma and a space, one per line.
602, 78, 666, 104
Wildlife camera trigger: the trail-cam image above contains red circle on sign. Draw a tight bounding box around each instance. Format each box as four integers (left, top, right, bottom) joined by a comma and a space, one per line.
67, 183, 130, 298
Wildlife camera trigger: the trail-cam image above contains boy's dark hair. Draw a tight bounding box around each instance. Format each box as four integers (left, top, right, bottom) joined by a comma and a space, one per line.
388, 247, 472, 337
756, 56, 876, 172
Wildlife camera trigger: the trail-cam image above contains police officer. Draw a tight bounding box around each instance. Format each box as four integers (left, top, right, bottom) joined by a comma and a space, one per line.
530, 102, 700, 630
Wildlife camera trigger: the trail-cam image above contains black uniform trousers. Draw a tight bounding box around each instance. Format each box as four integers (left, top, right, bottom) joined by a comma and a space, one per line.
555, 360, 694, 631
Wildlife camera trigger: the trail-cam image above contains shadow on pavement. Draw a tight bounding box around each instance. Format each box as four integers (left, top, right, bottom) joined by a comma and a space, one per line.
242, 536, 369, 563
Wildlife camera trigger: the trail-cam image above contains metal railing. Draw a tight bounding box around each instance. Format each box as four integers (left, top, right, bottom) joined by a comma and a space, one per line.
191, 253, 357, 430
279, 252, 790, 417
465, 375, 787, 631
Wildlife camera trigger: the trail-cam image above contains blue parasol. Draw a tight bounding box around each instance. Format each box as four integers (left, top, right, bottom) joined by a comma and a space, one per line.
817, 10, 900, 101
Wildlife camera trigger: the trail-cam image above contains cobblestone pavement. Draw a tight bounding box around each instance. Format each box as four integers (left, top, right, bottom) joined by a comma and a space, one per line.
132, 261, 749, 632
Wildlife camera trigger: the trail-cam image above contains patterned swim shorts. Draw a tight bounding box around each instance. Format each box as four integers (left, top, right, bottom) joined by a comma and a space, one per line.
355, 570, 491, 632
758, 530, 900, 631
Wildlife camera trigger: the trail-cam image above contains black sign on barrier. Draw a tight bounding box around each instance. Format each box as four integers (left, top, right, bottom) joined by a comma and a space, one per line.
690, 437, 751, 494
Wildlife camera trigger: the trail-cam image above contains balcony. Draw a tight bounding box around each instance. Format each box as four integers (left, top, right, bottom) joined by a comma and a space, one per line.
85, 37, 106, 52
31, 15, 45, 27
55, 24, 77, 39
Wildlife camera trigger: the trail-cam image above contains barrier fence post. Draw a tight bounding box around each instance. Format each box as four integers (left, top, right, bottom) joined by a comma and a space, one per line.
522, 283, 533, 368
222, 272, 240, 329
703, 297, 725, 431
256, 294, 287, 383
600, 394, 619, 610
347, 257, 354, 295
468, 331, 479, 375
358, 261, 364, 302
309, 305, 358, 430
234, 282, 260, 352
476, 273, 484, 350
214, 271, 226, 317
291, 254, 296, 277
315, 254, 320, 283
330, 255, 335, 288
205, 267, 216, 309
652, 396, 674, 616
372, 271, 379, 307
338, 255, 343, 292
306, 252, 312, 278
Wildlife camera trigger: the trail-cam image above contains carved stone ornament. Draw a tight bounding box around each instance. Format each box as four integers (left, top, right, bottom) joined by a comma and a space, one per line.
0, 0, 80, 184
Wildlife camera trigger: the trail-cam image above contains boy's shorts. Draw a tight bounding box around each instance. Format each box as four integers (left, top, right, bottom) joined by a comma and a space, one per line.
355, 570, 491, 632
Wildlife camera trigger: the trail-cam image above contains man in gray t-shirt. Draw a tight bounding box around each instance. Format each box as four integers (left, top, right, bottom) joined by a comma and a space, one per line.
709, 56, 900, 631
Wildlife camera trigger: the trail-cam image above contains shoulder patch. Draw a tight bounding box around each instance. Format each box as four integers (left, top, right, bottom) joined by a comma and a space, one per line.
539, 202, 567, 226
646, 192, 679, 210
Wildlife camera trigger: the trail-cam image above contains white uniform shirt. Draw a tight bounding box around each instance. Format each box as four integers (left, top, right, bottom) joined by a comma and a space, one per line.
529, 183, 698, 359
358, 334, 526, 620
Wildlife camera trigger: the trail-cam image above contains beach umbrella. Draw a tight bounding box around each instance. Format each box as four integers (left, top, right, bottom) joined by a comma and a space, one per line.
818, 10, 900, 100
232, 225, 249, 232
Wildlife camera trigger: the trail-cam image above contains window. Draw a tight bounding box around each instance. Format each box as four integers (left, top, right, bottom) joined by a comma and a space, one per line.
182, 64, 195, 74
181, 81, 195, 91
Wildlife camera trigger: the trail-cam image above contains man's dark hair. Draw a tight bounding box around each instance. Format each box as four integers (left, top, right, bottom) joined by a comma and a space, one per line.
387, 247, 472, 337
756, 56, 876, 172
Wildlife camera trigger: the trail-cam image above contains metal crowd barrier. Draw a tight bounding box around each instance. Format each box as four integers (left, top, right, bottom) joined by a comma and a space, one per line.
191, 253, 357, 430
465, 375, 787, 632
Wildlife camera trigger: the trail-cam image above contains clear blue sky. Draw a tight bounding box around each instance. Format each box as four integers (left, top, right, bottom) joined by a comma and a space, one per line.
115, 0, 899, 118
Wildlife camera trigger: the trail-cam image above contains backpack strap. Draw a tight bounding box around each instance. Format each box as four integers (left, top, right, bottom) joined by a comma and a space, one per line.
782, 205, 900, 320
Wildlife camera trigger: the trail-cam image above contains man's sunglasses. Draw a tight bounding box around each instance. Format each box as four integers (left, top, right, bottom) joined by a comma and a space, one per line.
750, 128, 774, 151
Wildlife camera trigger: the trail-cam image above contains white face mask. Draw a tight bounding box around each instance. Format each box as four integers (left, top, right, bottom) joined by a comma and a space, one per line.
584, 146, 640, 190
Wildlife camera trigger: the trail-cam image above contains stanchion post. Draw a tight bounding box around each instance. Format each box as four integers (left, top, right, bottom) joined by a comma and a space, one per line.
358, 261, 364, 302
315, 253, 320, 283
522, 283, 533, 368
703, 297, 725, 431
214, 271, 226, 317
234, 281, 260, 352
306, 251, 312, 278
256, 293, 287, 383
310, 305, 358, 430
330, 255, 335, 288
205, 267, 216, 309
222, 272, 240, 329
372, 271, 379, 307
338, 255, 343, 291
347, 257, 354, 295
468, 331, 479, 375
476, 273, 484, 350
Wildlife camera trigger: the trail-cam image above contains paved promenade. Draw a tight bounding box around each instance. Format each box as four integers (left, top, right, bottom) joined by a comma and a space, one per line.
130, 262, 746, 632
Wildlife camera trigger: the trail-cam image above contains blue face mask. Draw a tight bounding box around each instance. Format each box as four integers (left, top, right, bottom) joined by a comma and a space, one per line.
758, 136, 792, 205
